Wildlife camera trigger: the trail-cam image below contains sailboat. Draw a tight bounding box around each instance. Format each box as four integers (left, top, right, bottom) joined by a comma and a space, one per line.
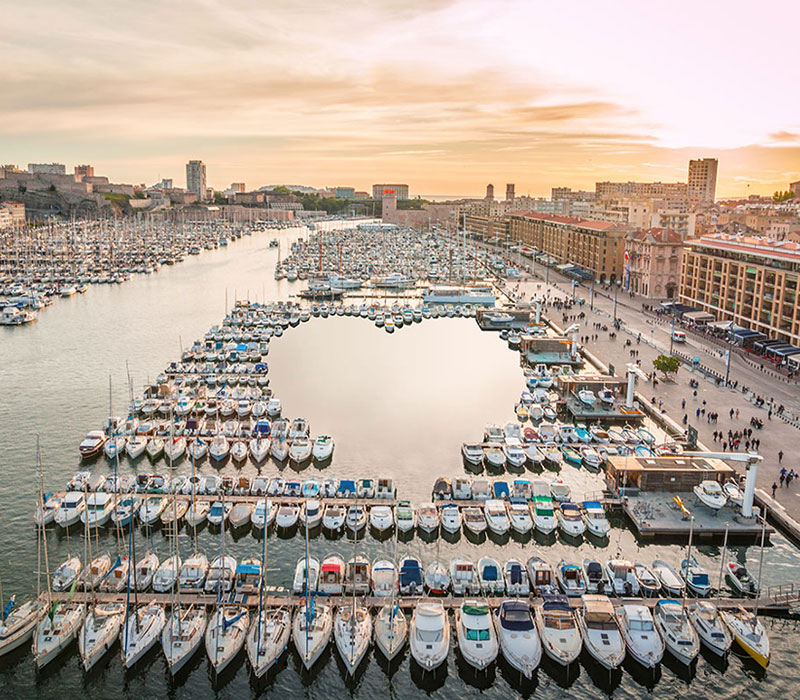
374, 527, 407, 661
291, 514, 332, 670
247, 504, 290, 677
32, 438, 86, 668
205, 491, 248, 673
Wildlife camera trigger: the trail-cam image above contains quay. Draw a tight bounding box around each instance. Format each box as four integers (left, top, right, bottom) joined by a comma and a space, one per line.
42, 590, 794, 616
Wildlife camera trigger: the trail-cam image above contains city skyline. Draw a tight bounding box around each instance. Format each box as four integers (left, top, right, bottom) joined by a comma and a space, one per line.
3, 1, 799, 197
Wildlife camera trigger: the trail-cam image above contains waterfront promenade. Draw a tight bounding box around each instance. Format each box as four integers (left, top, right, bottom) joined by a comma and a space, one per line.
506, 265, 800, 536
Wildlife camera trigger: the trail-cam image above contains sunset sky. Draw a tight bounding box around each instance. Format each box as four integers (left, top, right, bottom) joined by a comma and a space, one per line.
3, 0, 799, 197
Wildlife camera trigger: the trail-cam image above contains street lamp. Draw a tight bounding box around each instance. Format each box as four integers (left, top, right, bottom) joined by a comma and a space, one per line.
613, 279, 621, 323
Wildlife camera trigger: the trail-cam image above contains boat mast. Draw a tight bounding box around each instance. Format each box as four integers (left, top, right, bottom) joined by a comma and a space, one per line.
716, 521, 729, 603
754, 506, 767, 625
256, 493, 268, 660
682, 515, 694, 609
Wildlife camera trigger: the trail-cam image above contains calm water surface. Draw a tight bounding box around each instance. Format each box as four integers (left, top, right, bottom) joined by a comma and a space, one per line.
1, 226, 799, 698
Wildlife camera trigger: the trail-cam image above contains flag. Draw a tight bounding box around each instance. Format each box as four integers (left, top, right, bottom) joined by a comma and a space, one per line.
48, 600, 59, 623
68, 575, 79, 601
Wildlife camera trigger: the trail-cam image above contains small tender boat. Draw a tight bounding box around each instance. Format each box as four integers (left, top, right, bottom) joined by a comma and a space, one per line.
653, 599, 699, 665
633, 561, 661, 597
617, 604, 664, 668
292, 556, 320, 594
318, 554, 345, 595
726, 561, 759, 596
371, 560, 398, 597
535, 595, 581, 666
461, 443, 484, 466
399, 556, 424, 596
556, 561, 586, 597
424, 560, 450, 596
410, 601, 449, 671
652, 559, 686, 597
577, 594, 625, 669
606, 559, 640, 596
478, 556, 504, 596
504, 559, 530, 596
681, 556, 712, 597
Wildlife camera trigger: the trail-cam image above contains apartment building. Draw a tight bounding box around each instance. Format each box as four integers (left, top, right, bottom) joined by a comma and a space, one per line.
624, 228, 683, 298
509, 213, 629, 281
680, 233, 800, 343
688, 158, 718, 204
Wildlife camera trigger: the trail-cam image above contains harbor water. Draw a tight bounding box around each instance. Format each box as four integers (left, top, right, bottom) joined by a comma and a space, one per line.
1, 225, 800, 698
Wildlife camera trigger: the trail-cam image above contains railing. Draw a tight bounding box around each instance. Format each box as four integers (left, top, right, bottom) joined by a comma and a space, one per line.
766, 582, 800, 604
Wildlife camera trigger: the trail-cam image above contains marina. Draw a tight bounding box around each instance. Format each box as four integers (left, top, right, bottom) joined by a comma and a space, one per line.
2, 222, 799, 699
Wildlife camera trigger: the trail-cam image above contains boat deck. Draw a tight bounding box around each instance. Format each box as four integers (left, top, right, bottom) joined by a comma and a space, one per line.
563, 395, 645, 422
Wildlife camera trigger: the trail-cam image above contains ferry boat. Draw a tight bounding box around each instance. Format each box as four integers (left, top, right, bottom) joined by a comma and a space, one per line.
422, 286, 496, 306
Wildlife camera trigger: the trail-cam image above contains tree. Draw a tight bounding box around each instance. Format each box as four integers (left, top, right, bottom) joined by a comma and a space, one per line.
653, 354, 681, 380
773, 189, 795, 202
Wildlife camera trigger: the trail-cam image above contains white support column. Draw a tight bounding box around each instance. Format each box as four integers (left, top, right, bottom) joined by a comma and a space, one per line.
742, 459, 758, 518
626, 368, 637, 409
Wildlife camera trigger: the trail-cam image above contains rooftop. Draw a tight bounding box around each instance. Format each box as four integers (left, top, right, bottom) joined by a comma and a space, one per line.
627, 227, 683, 244
512, 212, 627, 232
687, 233, 800, 262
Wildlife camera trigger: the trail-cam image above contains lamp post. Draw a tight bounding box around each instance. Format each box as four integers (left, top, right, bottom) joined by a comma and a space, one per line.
613, 280, 620, 322
669, 312, 676, 356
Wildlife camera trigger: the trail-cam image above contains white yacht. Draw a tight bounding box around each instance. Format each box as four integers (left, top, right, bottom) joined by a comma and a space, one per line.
371, 560, 398, 597
495, 600, 541, 679
247, 608, 291, 677
440, 504, 461, 533
334, 603, 372, 675
374, 604, 407, 661
508, 501, 533, 534
455, 601, 498, 670
534, 595, 581, 666
205, 605, 249, 673
292, 599, 333, 670
504, 559, 530, 596
0, 599, 44, 657
121, 603, 166, 668
577, 595, 625, 669
653, 600, 699, 665
395, 500, 416, 532
78, 602, 125, 671
693, 480, 727, 510
581, 501, 611, 537
477, 556, 504, 595
409, 601, 450, 671
617, 604, 664, 668
312, 435, 334, 461
370, 505, 395, 533
153, 555, 182, 593
556, 502, 585, 537
484, 499, 510, 535
462, 506, 487, 535
162, 605, 207, 675
292, 556, 320, 595
688, 600, 732, 657
450, 558, 480, 596
606, 559, 641, 596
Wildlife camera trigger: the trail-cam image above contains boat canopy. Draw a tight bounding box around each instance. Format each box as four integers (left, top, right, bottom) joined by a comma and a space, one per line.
482, 564, 499, 581
462, 603, 489, 616
500, 601, 533, 630
582, 501, 603, 510
508, 563, 524, 584
541, 595, 572, 612
235, 564, 260, 575
399, 561, 422, 586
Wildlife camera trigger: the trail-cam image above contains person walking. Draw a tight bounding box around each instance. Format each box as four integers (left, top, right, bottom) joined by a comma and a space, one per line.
773, 482, 778, 498
780, 472, 786, 488
779, 450, 784, 463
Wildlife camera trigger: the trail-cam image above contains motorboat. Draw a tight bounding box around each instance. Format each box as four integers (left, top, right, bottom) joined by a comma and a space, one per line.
508, 500, 533, 534
370, 505, 395, 533
374, 604, 407, 661
247, 608, 291, 678
582, 559, 610, 594
556, 502, 585, 537
410, 601, 449, 671
478, 556, 504, 595
504, 559, 530, 596
484, 499, 510, 535
399, 556, 424, 596
681, 556, 712, 597
652, 560, 686, 597
461, 443, 483, 467
577, 595, 625, 669
452, 477, 472, 500
455, 601, 498, 670
503, 438, 527, 469
580, 445, 602, 470
322, 504, 346, 531
549, 480, 571, 503
395, 500, 416, 532
128, 551, 159, 591
450, 558, 481, 596
301, 500, 322, 530
55, 492, 85, 528
417, 503, 440, 534
531, 497, 556, 535
527, 556, 557, 596
693, 480, 727, 510
471, 478, 491, 501
318, 555, 345, 595
250, 499, 274, 530
79, 603, 125, 671
432, 477, 453, 501
121, 602, 166, 668
483, 443, 506, 470
311, 435, 334, 461
275, 503, 300, 530
153, 555, 182, 593
52, 556, 82, 592
33, 602, 86, 668
185, 500, 210, 528
334, 603, 372, 675
204, 555, 236, 594
371, 560, 398, 597
462, 506, 486, 535
162, 606, 208, 675
439, 503, 461, 534
206, 500, 232, 527
719, 606, 770, 668
424, 560, 450, 595
494, 600, 541, 678
556, 561, 586, 597
344, 557, 370, 596
581, 501, 610, 537
723, 480, 744, 507
292, 556, 320, 594
577, 389, 596, 407
205, 605, 249, 673
688, 600, 732, 657
534, 595, 581, 666
633, 561, 661, 597
79, 431, 107, 460
345, 504, 367, 531
606, 559, 641, 596
726, 561, 759, 596
653, 600, 699, 665
616, 604, 664, 668
292, 596, 333, 670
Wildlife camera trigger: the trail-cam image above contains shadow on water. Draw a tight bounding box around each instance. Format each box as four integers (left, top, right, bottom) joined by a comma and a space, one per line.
332, 647, 369, 689
372, 646, 405, 679
661, 651, 697, 685
496, 654, 539, 697
35, 640, 79, 681
580, 651, 622, 694
409, 654, 448, 692
442, 528, 461, 545
291, 644, 332, 684
464, 529, 486, 546
207, 649, 247, 690
538, 654, 580, 689
248, 648, 290, 695
621, 654, 662, 690
453, 648, 496, 689
167, 644, 206, 687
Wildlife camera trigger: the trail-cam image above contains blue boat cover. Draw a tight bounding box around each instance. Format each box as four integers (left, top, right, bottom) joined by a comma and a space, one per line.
493, 482, 509, 497
541, 594, 571, 611
509, 564, 523, 584
399, 561, 423, 585
582, 501, 602, 509
483, 565, 498, 581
